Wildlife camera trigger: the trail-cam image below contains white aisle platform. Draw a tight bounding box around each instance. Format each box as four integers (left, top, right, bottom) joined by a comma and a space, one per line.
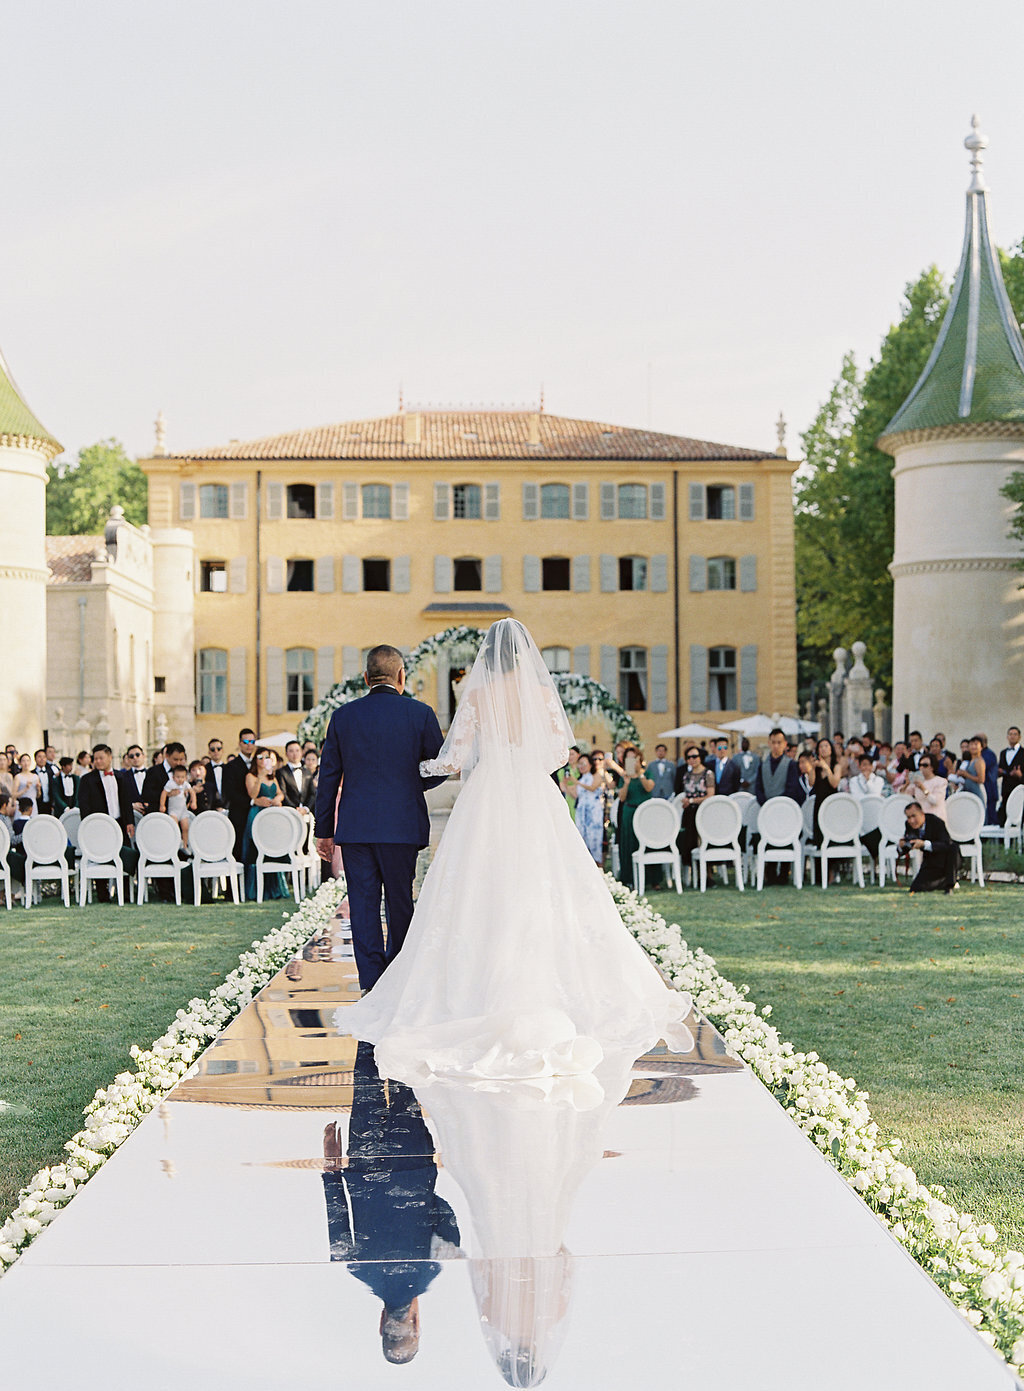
0, 908, 1018, 1391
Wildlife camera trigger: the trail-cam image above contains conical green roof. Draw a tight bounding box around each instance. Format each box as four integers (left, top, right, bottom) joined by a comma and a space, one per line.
0, 347, 61, 453
882, 119, 1024, 441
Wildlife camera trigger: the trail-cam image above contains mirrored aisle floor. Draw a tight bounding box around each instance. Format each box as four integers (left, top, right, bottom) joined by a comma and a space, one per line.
0, 906, 1018, 1391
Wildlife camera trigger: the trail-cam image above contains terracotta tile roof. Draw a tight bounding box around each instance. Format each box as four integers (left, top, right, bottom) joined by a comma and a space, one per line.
46, 535, 100, 584
168, 412, 775, 463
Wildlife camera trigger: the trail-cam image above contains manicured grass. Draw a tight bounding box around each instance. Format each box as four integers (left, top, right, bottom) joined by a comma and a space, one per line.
646, 882, 1024, 1246
0, 901, 285, 1216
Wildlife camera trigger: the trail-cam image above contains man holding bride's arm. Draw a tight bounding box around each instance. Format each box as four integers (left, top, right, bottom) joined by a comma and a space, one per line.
314, 645, 448, 992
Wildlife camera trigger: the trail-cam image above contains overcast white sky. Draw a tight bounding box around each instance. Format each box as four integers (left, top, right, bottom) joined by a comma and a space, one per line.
5, 0, 1024, 464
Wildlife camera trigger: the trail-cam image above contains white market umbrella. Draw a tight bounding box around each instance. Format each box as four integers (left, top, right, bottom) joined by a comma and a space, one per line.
256, 730, 298, 748
718, 714, 821, 738
657, 723, 729, 740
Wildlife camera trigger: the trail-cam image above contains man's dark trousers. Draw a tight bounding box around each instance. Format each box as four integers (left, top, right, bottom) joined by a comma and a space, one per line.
341, 843, 420, 990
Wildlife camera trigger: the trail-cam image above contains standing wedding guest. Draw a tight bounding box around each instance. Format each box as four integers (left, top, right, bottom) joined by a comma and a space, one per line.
978, 733, 999, 823
810, 737, 841, 847
74, 749, 92, 777
0, 751, 14, 799
299, 748, 319, 809
13, 754, 41, 808
998, 726, 1024, 824
277, 739, 309, 809
907, 754, 948, 822
77, 743, 138, 899
927, 738, 951, 778
711, 737, 731, 789
616, 743, 654, 889
957, 736, 987, 808
907, 730, 925, 769
647, 744, 676, 799
797, 751, 815, 800
121, 743, 149, 825
223, 729, 258, 857
205, 738, 228, 809
141, 741, 188, 815
733, 737, 760, 792
53, 758, 79, 814
575, 750, 613, 864
754, 727, 805, 884
555, 746, 581, 811
902, 802, 960, 894
33, 749, 57, 816
674, 744, 715, 872
243, 747, 286, 899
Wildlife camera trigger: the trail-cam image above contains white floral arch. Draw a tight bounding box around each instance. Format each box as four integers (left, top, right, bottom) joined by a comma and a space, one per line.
296, 625, 640, 746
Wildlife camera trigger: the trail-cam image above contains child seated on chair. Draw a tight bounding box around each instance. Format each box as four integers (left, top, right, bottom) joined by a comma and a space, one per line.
159, 764, 197, 851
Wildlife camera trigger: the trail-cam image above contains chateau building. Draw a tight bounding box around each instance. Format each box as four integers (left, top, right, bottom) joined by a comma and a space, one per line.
141, 408, 798, 751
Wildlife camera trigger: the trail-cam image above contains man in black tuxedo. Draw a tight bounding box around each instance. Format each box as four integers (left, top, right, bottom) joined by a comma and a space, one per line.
205, 737, 229, 810
222, 728, 258, 857
52, 758, 79, 816
119, 744, 149, 825
32, 749, 59, 817
997, 726, 1024, 825
902, 802, 959, 894
140, 741, 188, 816
277, 740, 314, 810
77, 743, 139, 897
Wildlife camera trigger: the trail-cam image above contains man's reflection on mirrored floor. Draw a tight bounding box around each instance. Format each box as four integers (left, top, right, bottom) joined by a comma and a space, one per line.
321, 1042, 460, 1364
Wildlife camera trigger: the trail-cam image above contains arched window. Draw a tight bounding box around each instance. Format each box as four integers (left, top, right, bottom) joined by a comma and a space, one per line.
706, 485, 736, 520
707, 556, 736, 590
541, 557, 571, 590
540, 483, 571, 519
362, 483, 391, 519
708, 646, 737, 711
452, 483, 482, 519
619, 647, 647, 710
199, 484, 229, 519
286, 484, 316, 519
286, 648, 315, 712
198, 649, 228, 713
453, 557, 482, 591
617, 484, 647, 519
618, 556, 648, 591
542, 646, 571, 673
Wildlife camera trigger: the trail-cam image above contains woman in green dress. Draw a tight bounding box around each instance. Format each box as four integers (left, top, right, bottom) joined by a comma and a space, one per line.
616, 743, 655, 889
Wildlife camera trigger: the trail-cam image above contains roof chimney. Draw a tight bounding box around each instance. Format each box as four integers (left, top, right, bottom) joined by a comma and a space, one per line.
402, 411, 421, 445
527, 412, 541, 446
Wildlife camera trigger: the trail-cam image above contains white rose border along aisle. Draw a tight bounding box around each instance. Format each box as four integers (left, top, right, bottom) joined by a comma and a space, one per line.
2, 878, 1022, 1374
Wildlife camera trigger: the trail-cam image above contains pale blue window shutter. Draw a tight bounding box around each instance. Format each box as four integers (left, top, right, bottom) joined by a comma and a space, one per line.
317, 482, 334, 519
688, 483, 705, 521
650, 645, 669, 714
739, 483, 755, 521
342, 556, 361, 593
573, 644, 590, 677
315, 556, 335, 593
600, 482, 616, 520
740, 645, 758, 710
689, 555, 707, 591
689, 644, 709, 713
179, 482, 196, 521
228, 556, 247, 594
342, 646, 360, 678
342, 482, 359, 520
228, 647, 247, 715
266, 482, 284, 520
522, 482, 540, 520
229, 482, 248, 519
484, 555, 502, 592
523, 555, 541, 592
266, 556, 285, 593
434, 556, 453, 592
599, 554, 617, 592
650, 482, 667, 521
316, 646, 335, 698
740, 554, 757, 591
266, 646, 285, 716
600, 645, 617, 694
393, 556, 411, 593
572, 482, 589, 520
433, 483, 451, 521
572, 555, 591, 592
484, 483, 501, 520
650, 554, 669, 592
393, 482, 410, 520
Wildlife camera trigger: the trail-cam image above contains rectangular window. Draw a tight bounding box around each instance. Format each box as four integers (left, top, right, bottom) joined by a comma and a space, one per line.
362, 484, 391, 519
200, 560, 227, 593
286, 484, 316, 519
707, 556, 737, 590
286, 559, 315, 592
199, 484, 229, 519
541, 557, 571, 590
708, 646, 737, 711
362, 558, 391, 592
617, 484, 647, 519
540, 483, 571, 519
452, 483, 482, 519
619, 647, 647, 710
706, 486, 736, 520
286, 648, 315, 713
198, 649, 228, 713
154, 675, 167, 694
618, 556, 648, 591
542, 646, 571, 673
453, 557, 483, 591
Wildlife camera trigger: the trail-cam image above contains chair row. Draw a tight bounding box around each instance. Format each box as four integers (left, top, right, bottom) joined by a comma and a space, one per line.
0, 807, 322, 909
631, 789, 994, 894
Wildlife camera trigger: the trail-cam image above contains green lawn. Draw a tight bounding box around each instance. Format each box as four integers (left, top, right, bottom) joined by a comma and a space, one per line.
0, 901, 285, 1216
646, 881, 1024, 1247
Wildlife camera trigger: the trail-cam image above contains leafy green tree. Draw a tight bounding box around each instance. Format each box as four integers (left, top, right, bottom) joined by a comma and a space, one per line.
46, 439, 148, 535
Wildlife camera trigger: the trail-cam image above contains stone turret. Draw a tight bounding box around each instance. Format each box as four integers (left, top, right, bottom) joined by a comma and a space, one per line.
879, 117, 1024, 742
0, 348, 61, 745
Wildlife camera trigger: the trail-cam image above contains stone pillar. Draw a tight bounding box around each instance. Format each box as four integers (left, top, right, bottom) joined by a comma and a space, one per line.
842, 641, 873, 736
873, 688, 891, 745
828, 648, 847, 736
150, 528, 196, 751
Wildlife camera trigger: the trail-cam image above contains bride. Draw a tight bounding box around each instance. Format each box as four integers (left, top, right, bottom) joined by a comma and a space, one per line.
338, 618, 693, 1083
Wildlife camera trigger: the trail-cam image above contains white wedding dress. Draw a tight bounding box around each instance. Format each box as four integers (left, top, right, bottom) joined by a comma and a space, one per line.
337, 619, 693, 1083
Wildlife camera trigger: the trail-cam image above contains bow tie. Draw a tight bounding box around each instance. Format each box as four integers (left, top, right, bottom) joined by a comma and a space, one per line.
102, 771, 115, 778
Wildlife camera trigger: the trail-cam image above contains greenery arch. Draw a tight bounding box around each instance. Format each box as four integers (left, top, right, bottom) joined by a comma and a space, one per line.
296, 625, 640, 746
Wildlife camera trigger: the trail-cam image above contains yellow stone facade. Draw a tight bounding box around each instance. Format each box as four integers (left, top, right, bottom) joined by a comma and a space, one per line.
140, 410, 797, 753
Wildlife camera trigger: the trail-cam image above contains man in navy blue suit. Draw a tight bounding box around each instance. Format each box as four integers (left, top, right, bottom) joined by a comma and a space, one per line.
315, 645, 447, 991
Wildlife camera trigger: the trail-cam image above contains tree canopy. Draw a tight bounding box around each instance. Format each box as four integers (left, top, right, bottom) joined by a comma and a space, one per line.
46, 439, 148, 535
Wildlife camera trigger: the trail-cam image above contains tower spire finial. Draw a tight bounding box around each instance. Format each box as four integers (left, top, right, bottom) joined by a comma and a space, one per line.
965, 113, 989, 192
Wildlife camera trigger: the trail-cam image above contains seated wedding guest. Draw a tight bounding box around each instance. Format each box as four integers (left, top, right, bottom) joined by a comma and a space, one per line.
0, 790, 15, 835
159, 764, 197, 854
902, 802, 960, 894
908, 755, 948, 822
53, 757, 79, 814
615, 743, 654, 889
73, 749, 92, 777
120, 744, 149, 824
797, 750, 815, 800
674, 743, 715, 873
647, 744, 677, 800
0, 751, 14, 798
0, 791, 22, 889
13, 753, 41, 808
979, 733, 999, 823
77, 743, 139, 899
243, 746, 287, 899
998, 726, 1024, 824
849, 753, 884, 860
277, 740, 310, 810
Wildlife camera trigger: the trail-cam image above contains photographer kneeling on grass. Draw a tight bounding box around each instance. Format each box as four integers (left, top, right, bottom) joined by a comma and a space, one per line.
902, 801, 961, 895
